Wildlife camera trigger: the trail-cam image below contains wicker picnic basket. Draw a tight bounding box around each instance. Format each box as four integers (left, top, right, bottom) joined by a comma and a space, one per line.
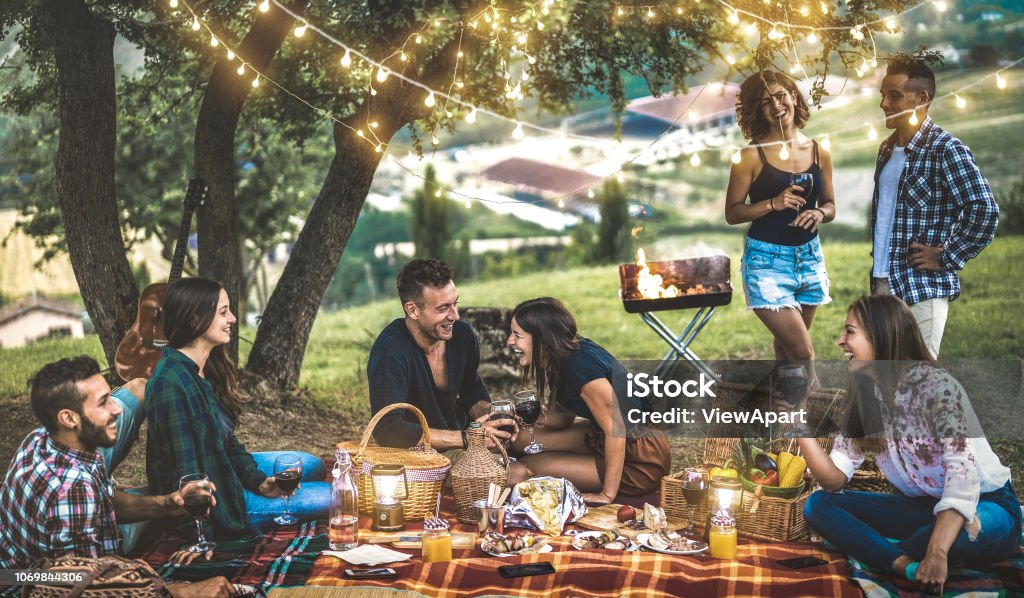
337, 403, 451, 521
662, 383, 848, 542
450, 426, 509, 523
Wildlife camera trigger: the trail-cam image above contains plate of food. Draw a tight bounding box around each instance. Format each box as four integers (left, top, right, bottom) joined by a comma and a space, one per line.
636, 531, 708, 555
570, 531, 631, 551
480, 531, 553, 557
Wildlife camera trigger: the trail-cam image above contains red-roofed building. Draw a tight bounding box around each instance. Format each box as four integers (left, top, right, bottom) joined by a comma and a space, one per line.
625, 82, 740, 135
478, 157, 603, 201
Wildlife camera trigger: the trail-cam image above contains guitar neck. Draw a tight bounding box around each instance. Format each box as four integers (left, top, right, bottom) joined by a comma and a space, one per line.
167, 207, 195, 283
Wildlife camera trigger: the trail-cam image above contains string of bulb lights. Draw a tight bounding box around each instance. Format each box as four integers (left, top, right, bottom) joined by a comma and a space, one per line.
170, 0, 1016, 208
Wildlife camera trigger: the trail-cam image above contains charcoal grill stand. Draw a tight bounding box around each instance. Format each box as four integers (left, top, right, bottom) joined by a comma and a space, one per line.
639, 307, 719, 380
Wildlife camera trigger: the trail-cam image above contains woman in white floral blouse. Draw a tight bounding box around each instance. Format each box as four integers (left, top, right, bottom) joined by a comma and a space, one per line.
800, 295, 1019, 595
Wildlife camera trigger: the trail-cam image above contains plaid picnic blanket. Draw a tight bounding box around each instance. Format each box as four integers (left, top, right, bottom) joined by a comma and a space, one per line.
132, 520, 327, 594
307, 521, 861, 597
848, 550, 1024, 597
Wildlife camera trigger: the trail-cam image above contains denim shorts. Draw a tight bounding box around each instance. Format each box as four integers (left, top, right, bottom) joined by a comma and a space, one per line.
741, 236, 831, 310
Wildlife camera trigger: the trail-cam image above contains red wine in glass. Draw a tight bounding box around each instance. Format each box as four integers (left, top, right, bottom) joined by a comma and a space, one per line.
275, 470, 301, 495
514, 390, 544, 455
514, 401, 541, 426
183, 493, 212, 519
787, 172, 815, 227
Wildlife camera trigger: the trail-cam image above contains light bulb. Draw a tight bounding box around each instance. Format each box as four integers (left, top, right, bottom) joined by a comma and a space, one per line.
465, 109, 477, 124
908, 110, 919, 126
431, 134, 440, 145
690, 153, 701, 166
820, 1, 828, 12
258, 0, 269, 12
558, 198, 566, 208
778, 143, 789, 160
376, 68, 389, 82
375, 144, 383, 153
169, 0, 178, 7
400, 52, 408, 62
527, 55, 536, 65
744, 22, 757, 35
455, 81, 464, 89
867, 125, 878, 141
369, 121, 378, 128
435, 189, 442, 197
251, 76, 259, 88
871, 58, 878, 68
465, 198, 473, 209
294, 24, 307, 37
518, 33, 528, 44
821, 136, 831, 151
226, 50, 235, 60
356, 130, 365, 137
340, 50, 351, 67
521, 71, 529, 81
457, 50, 464, 58
587, 188, 595, 198
728, 11, 739, 24
726, 54, 736, 65
210, 35, 219, 47
885, 18, 897, 30
415, 34, 423, 44
512, 123, 524, 140
236, 64, 245, 75
424, 92, 436, 107
807, 32, 818, 44
192, 17, 200, 31
955, 94, 966, 109
996, 73, 1007, 89
731, 151, 742, 164
647, 7, 655, 18
536, 20, 544, 30
934, 0, 947, 12
687, 109, 696, 121
370, 87, 377, 96
445, 110, 453, 118
617, 6, 624, 16
799, 5, 809, 16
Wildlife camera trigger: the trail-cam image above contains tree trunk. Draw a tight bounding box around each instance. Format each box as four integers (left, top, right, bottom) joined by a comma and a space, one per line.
44, 0, 137, 369
246, 116, 388, 387
193, 2, 302, 359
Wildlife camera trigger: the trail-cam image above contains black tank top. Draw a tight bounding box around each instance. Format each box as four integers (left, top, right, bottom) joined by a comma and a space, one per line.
746, 141, 822, 247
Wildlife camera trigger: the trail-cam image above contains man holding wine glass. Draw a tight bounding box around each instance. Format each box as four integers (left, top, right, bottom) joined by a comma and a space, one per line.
0, 357, 233, 597
367, 259, 516, 455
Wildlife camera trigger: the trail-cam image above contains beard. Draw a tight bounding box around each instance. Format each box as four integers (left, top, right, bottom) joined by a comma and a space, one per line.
78, 414, 117, 451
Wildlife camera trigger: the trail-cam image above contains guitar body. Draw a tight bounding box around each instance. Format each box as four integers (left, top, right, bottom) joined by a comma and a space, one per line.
114, 178, 207, 381
114, 283, 167, 381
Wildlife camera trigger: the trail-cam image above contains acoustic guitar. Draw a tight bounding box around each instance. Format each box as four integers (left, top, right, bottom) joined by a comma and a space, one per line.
115, 178, 208, 381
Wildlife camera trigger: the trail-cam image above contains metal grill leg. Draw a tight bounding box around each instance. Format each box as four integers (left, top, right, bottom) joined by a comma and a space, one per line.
640, 309, 718, 379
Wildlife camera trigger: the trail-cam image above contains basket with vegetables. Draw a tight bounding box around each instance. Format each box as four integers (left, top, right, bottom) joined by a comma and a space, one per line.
734, 439, 806, 499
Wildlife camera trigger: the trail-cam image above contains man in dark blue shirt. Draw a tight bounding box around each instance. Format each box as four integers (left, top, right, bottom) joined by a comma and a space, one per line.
367, 259, 513, 449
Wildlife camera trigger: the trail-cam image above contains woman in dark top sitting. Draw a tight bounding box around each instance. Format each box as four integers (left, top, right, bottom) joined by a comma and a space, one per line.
505, 297, 671, 504
145, 277, 329, 536
725, 71, 837, 383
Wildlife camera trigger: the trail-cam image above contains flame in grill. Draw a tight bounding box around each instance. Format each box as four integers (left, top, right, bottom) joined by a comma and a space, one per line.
635, 249, 681, 299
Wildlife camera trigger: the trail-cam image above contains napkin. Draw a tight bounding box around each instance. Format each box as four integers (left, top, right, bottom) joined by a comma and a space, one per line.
321, 545, 414, 566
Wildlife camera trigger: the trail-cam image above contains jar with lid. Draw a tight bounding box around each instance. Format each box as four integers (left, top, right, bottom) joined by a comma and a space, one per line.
708, 513, 737, 559
421, 518, 453, 563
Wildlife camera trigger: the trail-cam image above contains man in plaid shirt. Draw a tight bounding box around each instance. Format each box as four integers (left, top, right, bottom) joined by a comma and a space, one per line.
870, 57, 998, 358
0, 356, 232, 596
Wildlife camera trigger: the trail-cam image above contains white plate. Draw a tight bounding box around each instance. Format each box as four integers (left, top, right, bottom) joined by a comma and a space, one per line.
570, 531, 629, 551
636, 533, 708, 555
483, 543, 553, 558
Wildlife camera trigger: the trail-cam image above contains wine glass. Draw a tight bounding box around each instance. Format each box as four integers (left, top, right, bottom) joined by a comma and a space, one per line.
680, 467, 708, 539
787, 173, 814, 227
273, 454, 303, 526
777, 364, 809, 438
179, 473, 215, 553
514, 390, 544, 455
488, 399, 517, 464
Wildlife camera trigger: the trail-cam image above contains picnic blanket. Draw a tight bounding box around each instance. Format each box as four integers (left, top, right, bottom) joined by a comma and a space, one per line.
131, 520, 327, 594
848, 550, 1024, 597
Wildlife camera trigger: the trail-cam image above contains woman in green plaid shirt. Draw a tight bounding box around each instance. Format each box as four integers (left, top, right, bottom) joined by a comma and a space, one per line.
144, 278, 330, 537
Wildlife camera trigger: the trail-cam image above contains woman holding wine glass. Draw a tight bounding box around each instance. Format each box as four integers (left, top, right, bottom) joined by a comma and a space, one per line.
505, 297, 672, 505
724, 70, 836, 389
145, 277, 330, 537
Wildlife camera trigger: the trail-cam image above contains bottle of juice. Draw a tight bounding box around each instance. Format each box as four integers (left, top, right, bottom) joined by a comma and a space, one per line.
421, 518, 453, 563
708, 514, 737, 559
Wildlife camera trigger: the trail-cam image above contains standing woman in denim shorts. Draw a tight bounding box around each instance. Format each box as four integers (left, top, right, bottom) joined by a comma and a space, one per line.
725, 71, 836, 380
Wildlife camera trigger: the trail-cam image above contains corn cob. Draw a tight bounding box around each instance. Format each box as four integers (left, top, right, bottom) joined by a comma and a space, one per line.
779, 454, 807, 487
777, 451, 793, 483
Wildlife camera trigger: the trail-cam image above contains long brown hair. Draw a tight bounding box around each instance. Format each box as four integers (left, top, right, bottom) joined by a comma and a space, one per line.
161, 277, 244, 418
510, 297, 581, 409
736, 70, 810, 141
843, 295, 936, 451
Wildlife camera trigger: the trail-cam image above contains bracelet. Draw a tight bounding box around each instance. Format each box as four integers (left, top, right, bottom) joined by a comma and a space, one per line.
769, 196, 777, 212
811, 208, 825, 221
461, 430, 469, 449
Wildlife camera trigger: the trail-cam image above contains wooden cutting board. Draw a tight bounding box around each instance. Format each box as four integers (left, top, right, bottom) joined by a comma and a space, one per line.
362, 531, 476, 549
574, 504, 688, 540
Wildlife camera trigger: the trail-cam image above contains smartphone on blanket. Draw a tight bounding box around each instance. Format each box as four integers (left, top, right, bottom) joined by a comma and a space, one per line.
498, 562, 556, 578
344, 568, 398, 579
777, 557, 829, 569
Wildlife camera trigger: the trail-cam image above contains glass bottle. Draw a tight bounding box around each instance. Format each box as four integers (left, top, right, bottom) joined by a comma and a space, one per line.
708, 513, 738, 559
421, 518, 453, 563
329, 448, 359, 550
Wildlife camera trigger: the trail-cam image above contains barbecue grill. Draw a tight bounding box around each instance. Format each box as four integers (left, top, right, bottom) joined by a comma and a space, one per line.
618, 254, 732, 379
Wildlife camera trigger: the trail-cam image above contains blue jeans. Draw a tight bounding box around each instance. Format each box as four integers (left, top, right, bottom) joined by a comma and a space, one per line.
98, 388, 149, 553
804, 485, 1021, 572
244, 451, 330, 530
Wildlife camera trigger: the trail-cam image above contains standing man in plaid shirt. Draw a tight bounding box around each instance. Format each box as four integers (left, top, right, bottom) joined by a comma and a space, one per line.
0, 356, 232, 596
870, 57, 998, 358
